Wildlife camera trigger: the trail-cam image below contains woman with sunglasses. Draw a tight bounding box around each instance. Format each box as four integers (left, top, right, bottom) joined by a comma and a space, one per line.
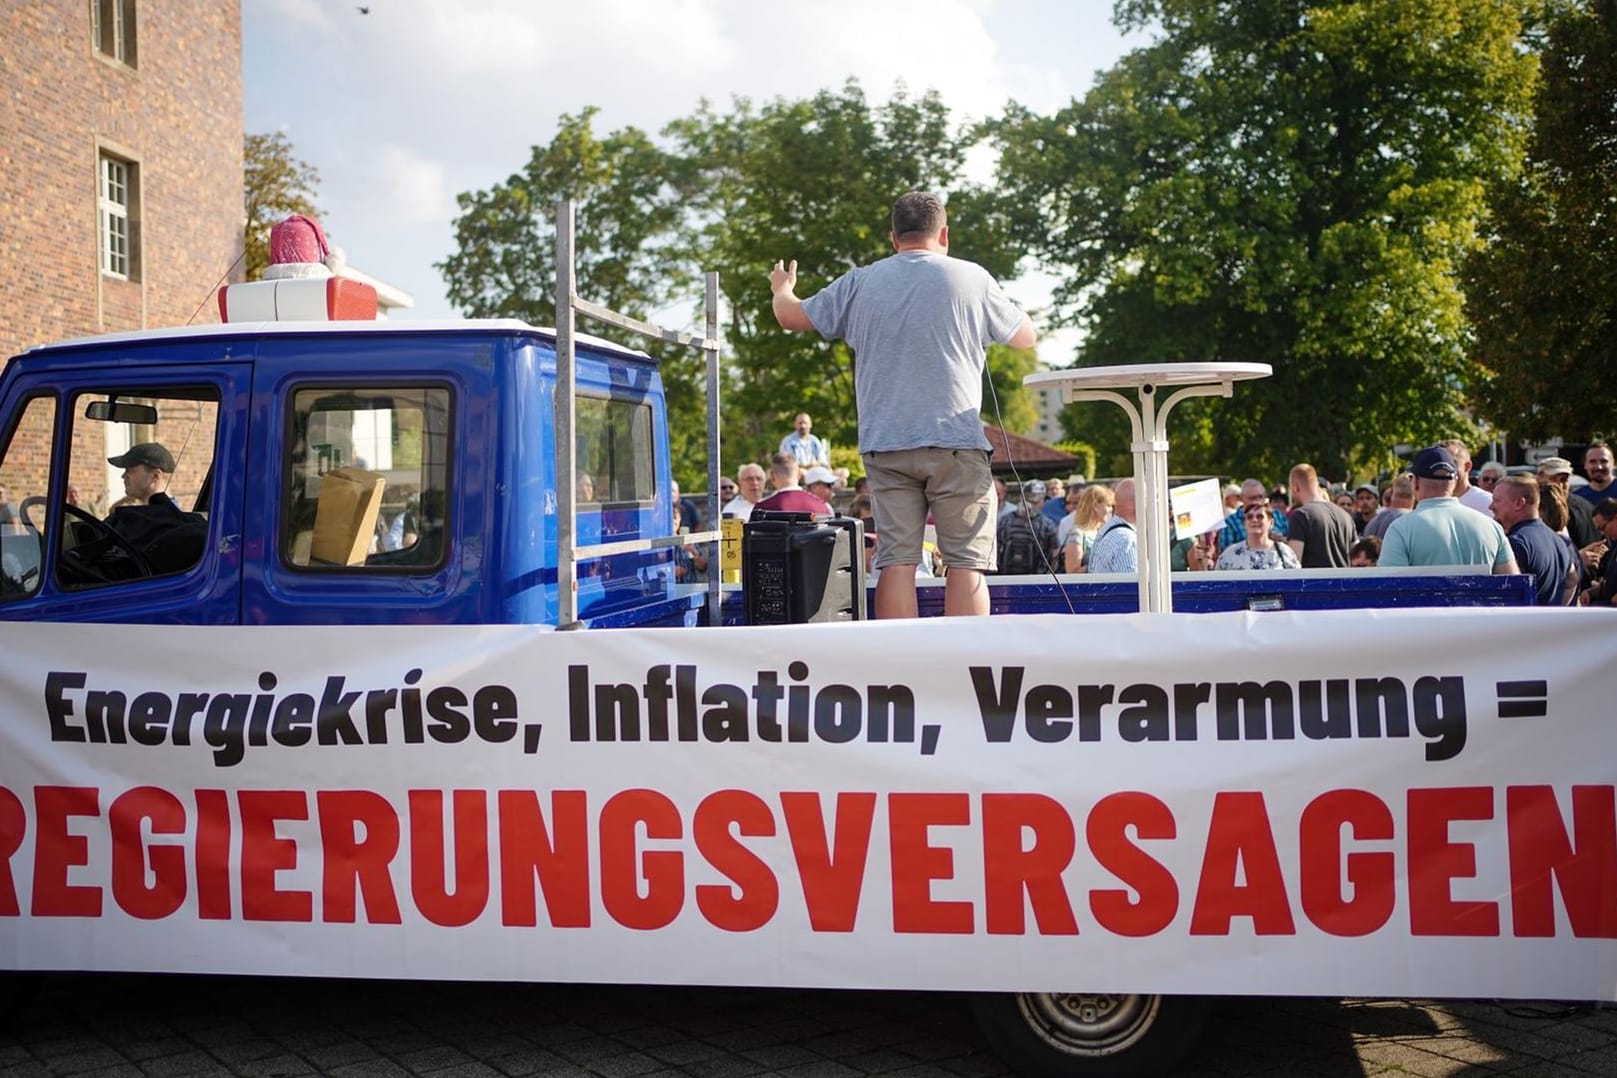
1216, 502, 1300, 570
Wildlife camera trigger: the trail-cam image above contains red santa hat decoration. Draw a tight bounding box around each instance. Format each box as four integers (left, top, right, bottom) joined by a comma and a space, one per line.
218, 213, 376, 321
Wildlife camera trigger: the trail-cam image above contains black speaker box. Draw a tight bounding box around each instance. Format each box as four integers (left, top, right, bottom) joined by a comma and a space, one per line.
742, 511, 866, 624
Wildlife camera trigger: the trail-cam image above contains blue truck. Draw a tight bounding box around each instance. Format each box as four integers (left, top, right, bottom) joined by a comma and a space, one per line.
0, 319, 717, 629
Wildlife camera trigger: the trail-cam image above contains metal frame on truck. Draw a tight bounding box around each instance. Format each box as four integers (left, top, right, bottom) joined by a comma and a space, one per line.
553, 200, 724, 629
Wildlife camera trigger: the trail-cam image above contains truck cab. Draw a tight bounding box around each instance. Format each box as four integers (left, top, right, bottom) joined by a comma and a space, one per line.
0, 321, 695, 628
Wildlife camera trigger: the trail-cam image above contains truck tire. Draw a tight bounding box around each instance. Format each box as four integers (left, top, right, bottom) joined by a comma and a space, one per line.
971, 992, 1210, 1078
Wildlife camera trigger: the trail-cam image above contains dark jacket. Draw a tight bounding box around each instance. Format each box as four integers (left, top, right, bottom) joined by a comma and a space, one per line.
107, 493, 207, 574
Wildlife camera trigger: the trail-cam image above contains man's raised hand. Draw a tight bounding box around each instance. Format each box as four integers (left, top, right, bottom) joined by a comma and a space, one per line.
770, 259, 798, 296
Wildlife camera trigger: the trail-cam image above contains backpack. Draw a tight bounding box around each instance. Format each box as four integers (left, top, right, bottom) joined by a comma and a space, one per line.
997, 510, 1044, 575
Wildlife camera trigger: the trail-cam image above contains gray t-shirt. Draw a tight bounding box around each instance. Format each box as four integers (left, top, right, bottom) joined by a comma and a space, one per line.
1363, 507, 1408, 541
801, 251, 1027, 454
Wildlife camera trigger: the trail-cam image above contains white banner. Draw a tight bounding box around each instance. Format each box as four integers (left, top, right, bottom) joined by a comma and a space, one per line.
1, 608, 1614, 1000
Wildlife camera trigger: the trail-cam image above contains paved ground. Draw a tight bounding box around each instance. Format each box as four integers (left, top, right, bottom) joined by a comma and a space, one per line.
1, 975, 1614, 1078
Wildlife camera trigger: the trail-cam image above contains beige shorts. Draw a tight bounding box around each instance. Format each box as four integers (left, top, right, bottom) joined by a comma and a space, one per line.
863, 448, 996, 570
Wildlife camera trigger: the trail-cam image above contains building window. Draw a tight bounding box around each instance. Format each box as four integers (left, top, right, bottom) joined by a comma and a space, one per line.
91, 0, 138, 66
98, 153, 136, 279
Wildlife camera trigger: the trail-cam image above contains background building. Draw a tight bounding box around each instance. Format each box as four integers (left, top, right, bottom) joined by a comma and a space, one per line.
1, 2, 244, 362
3, 4, 416, 520
1027, 377, 1068, 446
1, 3, 243, 510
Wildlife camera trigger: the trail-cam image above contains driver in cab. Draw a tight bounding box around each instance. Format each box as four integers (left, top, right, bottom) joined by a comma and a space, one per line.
101, 442, 205, 575
110, 442, 174, 508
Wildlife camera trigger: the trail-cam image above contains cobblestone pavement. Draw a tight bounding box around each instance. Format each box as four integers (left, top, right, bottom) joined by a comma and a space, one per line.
1, 975, 1614, 1078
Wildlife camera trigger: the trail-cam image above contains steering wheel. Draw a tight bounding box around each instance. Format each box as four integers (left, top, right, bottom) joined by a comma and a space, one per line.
58, 503, 154, 582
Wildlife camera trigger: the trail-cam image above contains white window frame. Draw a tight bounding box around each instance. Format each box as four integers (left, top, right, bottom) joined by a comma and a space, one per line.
98, 154, 132, 279
91, 0, 137, 67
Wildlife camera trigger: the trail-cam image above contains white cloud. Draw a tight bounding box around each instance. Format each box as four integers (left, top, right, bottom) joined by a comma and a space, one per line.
570, 0, 734, 73
259, 0, 337, 34
386, 1, 550, 77
375, 145, 456, 225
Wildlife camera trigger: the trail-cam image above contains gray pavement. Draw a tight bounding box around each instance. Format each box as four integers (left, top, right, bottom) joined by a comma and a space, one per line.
1, 975, 1614, 1078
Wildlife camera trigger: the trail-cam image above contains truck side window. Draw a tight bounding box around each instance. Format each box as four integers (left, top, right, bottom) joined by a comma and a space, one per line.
282, 386, 451, 571
58, 388, 218, 589
575, 394, 654, 506
0, 396, 57, 598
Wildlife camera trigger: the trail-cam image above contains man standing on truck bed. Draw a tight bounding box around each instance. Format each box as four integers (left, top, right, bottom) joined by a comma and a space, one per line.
768, 191, 1035, 618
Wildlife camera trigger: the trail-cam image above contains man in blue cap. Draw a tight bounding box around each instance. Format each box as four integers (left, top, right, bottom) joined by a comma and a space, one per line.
1379, 445, 1519, 574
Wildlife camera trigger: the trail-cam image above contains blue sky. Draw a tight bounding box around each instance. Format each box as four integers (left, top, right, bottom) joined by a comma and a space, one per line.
244, 1, 1143, 360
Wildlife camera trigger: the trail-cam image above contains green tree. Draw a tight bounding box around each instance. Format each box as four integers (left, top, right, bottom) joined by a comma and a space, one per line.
437, 85, 1035, 492
244, 132, 322, 280
666, 82, 1031, 471
438, 108, 691, 325
1467, 0, 1617, 442
992, 0, 1537, 480
435, 110, 704, 469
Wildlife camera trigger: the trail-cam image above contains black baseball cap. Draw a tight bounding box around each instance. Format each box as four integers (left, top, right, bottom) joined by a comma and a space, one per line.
108, 442, 175, 472
1410, 445, 1458, 481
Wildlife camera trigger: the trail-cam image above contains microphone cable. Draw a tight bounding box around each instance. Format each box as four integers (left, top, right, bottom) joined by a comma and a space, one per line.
982, 366, 1079, 615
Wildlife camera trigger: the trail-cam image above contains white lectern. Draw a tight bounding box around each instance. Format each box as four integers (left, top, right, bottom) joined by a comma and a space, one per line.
1024, 362, 1273, 613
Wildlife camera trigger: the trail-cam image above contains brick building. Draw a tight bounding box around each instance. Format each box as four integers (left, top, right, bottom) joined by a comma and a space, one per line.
0, 2, 242, 509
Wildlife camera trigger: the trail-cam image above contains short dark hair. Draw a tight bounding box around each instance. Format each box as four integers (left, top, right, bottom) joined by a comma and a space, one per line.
1595, 498, 1617, 522
1349, 536, 1381, 564
891, 191, 946, 239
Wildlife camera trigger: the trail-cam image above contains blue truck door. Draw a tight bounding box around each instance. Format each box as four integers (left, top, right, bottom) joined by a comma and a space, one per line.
0, 363, 250, 624
240, 337, 482, 625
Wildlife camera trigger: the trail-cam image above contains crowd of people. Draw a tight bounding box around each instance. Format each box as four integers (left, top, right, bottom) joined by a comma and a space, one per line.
668, 187, 1617, 617
681, 437, 1617, 609
979, 439, 1615, 608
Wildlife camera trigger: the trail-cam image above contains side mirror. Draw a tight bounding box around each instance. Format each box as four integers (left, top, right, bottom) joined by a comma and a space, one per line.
86, 401, 160, 424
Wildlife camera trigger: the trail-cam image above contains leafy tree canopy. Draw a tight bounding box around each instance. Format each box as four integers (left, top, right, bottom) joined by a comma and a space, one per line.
436, 84, 1036, 491
1466, 0, 1617, 443
244, 132, 322, 280
991, 0, 1538, 481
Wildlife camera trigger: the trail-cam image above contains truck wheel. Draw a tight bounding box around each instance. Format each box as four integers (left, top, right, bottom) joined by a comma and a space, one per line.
972, 992, 1210, 1078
